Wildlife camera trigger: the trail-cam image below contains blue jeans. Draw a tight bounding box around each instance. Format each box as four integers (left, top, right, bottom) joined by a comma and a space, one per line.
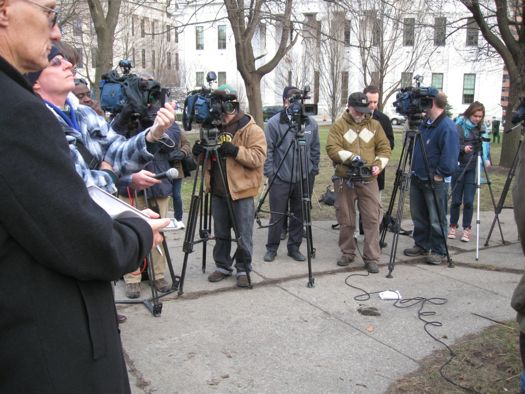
171, 178, 183, 221
450, 167, 476, 229
410, 176, 448, 255
212, 196, 254, 274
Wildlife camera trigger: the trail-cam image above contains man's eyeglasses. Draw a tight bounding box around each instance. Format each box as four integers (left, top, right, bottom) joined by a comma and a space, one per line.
50, 56, 77, 74
24, 0, 59, 28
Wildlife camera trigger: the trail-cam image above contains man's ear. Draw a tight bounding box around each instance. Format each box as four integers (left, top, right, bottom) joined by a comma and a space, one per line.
0, 0, 10, 27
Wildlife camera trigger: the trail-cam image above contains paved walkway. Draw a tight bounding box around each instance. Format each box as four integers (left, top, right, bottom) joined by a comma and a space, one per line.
115, 209, 523, 393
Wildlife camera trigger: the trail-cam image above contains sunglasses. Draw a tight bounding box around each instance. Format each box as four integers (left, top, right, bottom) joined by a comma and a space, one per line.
50, 56, 77, 74
24, 0, 59, 28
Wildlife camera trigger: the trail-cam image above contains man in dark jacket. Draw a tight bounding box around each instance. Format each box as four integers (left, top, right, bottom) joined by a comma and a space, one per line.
0, 2, 169, 392
263, 86, 320, 262
403, 92, 460, 264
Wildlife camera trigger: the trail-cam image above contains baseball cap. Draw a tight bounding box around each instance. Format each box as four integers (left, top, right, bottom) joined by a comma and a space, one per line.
283, 86, 300, 100
215, 84, 237, 97
347, 92, 372, 114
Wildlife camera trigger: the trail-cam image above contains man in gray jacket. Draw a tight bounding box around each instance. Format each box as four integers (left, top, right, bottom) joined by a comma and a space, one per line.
263, 86, 320, 262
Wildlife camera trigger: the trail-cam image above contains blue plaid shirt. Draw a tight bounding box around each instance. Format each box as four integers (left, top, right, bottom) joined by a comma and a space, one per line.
47, 100, 155, 193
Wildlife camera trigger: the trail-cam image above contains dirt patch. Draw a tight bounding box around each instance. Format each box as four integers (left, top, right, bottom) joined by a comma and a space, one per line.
388, 321, 522, 393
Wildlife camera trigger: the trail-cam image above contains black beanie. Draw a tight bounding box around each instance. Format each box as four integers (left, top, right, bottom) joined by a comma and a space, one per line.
26, 45, 62, 86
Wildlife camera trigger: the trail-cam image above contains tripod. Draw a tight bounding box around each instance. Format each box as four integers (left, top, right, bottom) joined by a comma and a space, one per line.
115, 189, 179, 317
485, 122, 524, 246
178, 133, 250, 295
255, 119, 316, 288
379, 115, 453, 278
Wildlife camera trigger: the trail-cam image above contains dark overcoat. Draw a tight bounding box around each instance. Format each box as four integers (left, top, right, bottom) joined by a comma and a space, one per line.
0, 56, 152, 393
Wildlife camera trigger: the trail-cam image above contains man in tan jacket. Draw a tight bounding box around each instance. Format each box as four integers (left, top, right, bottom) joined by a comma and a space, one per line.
192, 84, 267, 287
326, 92, 391, 273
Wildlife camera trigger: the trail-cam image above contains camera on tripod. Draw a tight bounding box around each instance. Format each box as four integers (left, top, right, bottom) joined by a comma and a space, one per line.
392, 75, 438, 116
182, 72, 236, 145
347, 156, 372, 179
511, 97, 525, 125
99, 60, 163, 117
286, 86, 318, 127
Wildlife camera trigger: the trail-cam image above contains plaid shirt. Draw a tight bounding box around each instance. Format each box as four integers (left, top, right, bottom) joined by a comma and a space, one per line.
47, 101, 154, 193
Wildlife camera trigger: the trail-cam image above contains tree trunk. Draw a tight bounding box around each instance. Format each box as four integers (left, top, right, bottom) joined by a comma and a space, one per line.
245, 75, 263, 127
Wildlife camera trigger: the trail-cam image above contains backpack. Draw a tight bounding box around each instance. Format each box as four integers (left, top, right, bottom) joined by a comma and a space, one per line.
319, 184, 336, 206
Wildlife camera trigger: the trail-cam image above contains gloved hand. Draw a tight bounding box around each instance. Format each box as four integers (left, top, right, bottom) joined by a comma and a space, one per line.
111, 104, 135, 133
218, 141, 239, 158
169, 148, 186, 161
192, 141, 205, 156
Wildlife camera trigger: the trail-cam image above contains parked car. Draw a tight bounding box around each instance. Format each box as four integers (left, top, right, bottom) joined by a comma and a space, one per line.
263, 105, 283, 121
389, 113, 407, 126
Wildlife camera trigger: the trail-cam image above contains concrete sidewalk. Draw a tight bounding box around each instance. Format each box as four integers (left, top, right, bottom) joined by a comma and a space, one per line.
115, 209, 523, 393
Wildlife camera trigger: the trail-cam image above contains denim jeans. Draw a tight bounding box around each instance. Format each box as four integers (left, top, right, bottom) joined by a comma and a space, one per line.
212, 196, 254, 274
450, 167, 476, 229
410, 176, 448, 255
172, 178, 183, 221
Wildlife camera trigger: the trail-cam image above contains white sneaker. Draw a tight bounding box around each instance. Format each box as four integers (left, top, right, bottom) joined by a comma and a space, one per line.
172, 219, 185, 230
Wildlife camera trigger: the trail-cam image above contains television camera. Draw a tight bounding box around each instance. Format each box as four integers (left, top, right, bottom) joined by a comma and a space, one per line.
286, 86, 318, 128
347, 156, 372, 180
392, 75, 438, 116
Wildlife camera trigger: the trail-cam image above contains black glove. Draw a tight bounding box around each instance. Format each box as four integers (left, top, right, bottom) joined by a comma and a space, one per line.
218, 141, 239, 157
169, 148, 186, 161
111, 104, 135, 133
192, 141, 205, 156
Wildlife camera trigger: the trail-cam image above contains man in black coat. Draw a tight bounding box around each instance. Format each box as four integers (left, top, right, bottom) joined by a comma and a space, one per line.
0, 1, 169, 393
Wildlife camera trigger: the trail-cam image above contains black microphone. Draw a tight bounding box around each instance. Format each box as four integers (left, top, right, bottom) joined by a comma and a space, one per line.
153, 168, 178, 180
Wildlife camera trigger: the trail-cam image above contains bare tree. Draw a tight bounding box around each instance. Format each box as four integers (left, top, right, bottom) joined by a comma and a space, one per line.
457, 0, 524, 167
223, 0, 297, 126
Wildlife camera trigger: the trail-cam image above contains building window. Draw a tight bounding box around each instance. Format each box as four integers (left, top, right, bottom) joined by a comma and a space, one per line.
403, 18, 415, 46
218, 25, 227, 50
259, 23, 266, 49
152, 50, 155, 69
196, 26, 204, 50
175, 53, 179, 71
218, 72, 226, 86
463, 73, 476, 104
141, 49, 146, 68
401, 72, 413, 88
141, 18, 145, 38
371, 71, 379, 86
288, 70, 292, 86
132, 48, 136, 67
196, 72, 204, 86
434, 17, 446, 46
73, 18, 82, 37
314, 71, 319, 103
175, 28, 179, 43
151, 21, 156, 37
74, 47, 83, 68
344, 19, 351, 47
132, 16, 136, 37
431, 73, 444, 90
91, 47, 97, 68
466, 17, 478, 46
166, 25, 171, 42
341, 71, 349, 105
167, 52, 171, 70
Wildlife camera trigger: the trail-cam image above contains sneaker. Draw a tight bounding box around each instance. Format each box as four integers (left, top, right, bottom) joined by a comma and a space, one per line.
153, 278, 171, 293
208, 270, 231, 283
263, 250, 276, 262
461, 228, 471, 242
403, 245, 428, 257
337, 254, 355, 266
426, 253, 445, 265
364, 261, 379, 274
117, 314, 127, 324
287, 250, 306, 261
236, 275, 250, 288
125, 283, 141, 299
448, 226, 457, 239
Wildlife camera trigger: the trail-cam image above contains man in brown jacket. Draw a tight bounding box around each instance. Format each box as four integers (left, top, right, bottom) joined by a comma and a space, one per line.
326, 92, 391, 273
192, 84, 267, 287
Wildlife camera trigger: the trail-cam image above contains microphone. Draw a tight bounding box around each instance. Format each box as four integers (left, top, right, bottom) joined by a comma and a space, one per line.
153, 168, 178, 180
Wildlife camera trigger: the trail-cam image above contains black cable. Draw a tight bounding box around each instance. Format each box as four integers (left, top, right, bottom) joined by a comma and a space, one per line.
343, 272, 480, 394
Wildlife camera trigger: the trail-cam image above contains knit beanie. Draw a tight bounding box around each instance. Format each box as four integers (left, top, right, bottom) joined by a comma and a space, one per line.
26, 45, 62, 86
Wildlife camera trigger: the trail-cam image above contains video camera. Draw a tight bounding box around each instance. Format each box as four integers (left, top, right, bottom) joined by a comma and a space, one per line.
512, 97, 525, 125
347, 156, 372, 179
286, 86, 318, 127
99, 60, 164, 116
182, 72, 236, 144
393, 75, 438, 116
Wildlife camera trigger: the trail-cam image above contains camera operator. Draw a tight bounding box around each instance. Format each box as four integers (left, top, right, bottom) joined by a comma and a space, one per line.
262, 86, 320, 262
403, 92, 460, 264
192, 84, 267, 288
448, 101, 491, 243
113, 83, 188, 298
326, 92, 391, 273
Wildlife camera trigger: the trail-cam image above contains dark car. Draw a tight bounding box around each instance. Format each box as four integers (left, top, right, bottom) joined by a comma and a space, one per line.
263, 105, 283, 122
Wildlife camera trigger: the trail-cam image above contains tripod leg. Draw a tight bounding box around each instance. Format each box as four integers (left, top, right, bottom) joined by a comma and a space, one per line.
481, 162, 505, 245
